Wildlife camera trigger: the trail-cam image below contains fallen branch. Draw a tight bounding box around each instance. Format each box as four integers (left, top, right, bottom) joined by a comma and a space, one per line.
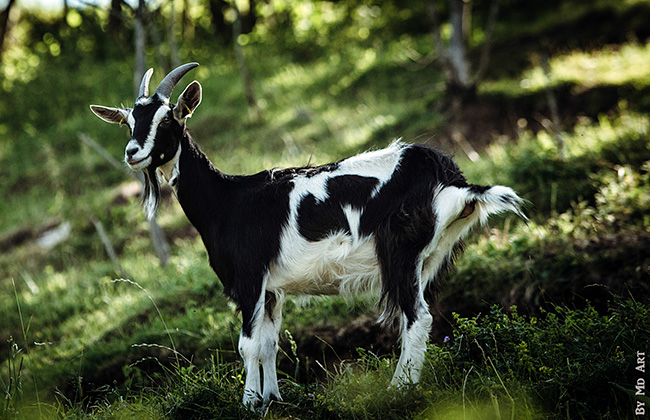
91, 216, 128, 278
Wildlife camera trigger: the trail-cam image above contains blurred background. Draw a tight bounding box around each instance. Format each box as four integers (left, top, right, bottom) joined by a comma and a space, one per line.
0, 0, 649, 418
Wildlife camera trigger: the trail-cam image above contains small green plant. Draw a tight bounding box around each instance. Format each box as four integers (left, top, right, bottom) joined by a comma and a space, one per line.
1, 337, 23, 420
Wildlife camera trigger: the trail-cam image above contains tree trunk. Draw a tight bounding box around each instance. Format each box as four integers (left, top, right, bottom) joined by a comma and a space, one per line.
447, 0, 472, 90
0, 0, 16, 61
474, 0, 500, 84
232, 1, 261, 121
182, 0, 193, 39
149, 12, 169, 72
108, 0, 124, 39
240, 0, 257, 34
208, 0, 230, 43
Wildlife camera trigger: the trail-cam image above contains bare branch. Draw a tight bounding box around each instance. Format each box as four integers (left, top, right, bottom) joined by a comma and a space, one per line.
91, 216, 129, 278
448, 0, 471, 88
79, 132, 169, 266
78, 132, 142, 182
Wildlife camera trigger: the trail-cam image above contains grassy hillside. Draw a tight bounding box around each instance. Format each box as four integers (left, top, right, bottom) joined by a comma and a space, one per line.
1, 1, 649, 419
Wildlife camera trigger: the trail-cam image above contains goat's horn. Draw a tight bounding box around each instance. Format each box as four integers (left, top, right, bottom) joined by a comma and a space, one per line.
138, 68, 154, 98
154, 62, 199, 100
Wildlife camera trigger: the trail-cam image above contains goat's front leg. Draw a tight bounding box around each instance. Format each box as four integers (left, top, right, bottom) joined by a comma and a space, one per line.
238, 290, 266, 410
260, 291, 284, 404
239, 330, 262, 409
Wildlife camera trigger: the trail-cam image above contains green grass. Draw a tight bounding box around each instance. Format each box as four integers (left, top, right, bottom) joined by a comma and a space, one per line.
482, 41, 650, 98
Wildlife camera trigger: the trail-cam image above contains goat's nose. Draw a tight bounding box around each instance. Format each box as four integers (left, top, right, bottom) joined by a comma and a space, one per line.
126, 146, 139, 159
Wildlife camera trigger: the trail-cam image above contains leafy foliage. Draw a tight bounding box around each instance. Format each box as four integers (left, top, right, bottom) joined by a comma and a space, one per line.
448, 301, 649, 418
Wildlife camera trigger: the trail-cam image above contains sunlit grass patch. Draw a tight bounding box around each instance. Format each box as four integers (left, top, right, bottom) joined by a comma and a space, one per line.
482, 41, 650, 96
549, 42, 650, 89
458, 109, 650, 216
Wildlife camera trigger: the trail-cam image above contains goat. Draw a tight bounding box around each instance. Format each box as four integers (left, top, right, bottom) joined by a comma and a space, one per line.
90, 62, 526, 409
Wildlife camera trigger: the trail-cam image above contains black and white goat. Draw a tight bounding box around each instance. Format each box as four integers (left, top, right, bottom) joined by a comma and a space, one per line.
91, 63, 526, 409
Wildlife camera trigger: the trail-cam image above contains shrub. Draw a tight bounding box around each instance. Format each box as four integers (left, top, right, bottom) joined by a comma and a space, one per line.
446, 301, 650, 419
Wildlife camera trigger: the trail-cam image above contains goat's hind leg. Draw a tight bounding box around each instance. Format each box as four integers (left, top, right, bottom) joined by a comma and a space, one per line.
389, 267, 433, 386
391, 300, 433, 386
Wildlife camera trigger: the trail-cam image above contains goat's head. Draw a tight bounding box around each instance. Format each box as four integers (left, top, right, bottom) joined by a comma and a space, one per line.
91, 62, 201, 170
90, 63, 202, 218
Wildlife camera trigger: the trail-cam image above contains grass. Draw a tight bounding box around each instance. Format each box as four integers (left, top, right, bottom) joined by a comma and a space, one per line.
40, 299, 643, 419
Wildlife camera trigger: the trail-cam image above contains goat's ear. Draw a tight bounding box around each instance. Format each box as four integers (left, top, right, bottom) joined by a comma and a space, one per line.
90, 105, 129, 125
174, 81, 202, 121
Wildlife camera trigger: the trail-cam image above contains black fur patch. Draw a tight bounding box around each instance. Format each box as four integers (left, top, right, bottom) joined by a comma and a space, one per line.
296, 175, 379, 241
175, 135, 292, 337
468, 184, 491, 195
131, 100, 164, 146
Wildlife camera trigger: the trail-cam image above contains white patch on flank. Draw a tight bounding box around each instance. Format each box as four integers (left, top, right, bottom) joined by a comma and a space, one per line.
337, 141, 404, 197
267, 230, 382, 299
342, 204, 362, 243
290, 171, 331, 207
288, 141, 404, 211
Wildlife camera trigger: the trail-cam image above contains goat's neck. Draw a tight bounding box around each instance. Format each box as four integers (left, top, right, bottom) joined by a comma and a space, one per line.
173, 133, 230, 237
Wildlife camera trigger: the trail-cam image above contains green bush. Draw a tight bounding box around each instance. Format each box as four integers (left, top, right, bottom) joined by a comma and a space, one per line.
446, 301, 649, 419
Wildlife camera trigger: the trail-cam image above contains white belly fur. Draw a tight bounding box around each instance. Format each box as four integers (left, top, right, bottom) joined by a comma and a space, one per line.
267, 231, 383, 297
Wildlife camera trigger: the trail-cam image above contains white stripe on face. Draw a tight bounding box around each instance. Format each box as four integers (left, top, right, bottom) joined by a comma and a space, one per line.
142, 105, 171, 156
127, 111, 136, 130
126, 104, 170, 164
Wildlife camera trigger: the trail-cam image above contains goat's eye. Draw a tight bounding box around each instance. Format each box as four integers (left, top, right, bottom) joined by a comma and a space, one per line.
160, 117, 172, 126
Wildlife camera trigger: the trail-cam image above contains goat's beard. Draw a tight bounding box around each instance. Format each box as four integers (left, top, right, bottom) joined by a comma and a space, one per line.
141, 166, 161, 220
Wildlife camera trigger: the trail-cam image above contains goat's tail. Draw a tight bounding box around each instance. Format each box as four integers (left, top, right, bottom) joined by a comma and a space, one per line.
468, 185, 529, 225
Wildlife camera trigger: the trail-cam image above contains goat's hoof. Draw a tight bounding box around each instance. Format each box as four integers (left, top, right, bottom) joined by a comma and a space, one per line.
243, 391, 264, 411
